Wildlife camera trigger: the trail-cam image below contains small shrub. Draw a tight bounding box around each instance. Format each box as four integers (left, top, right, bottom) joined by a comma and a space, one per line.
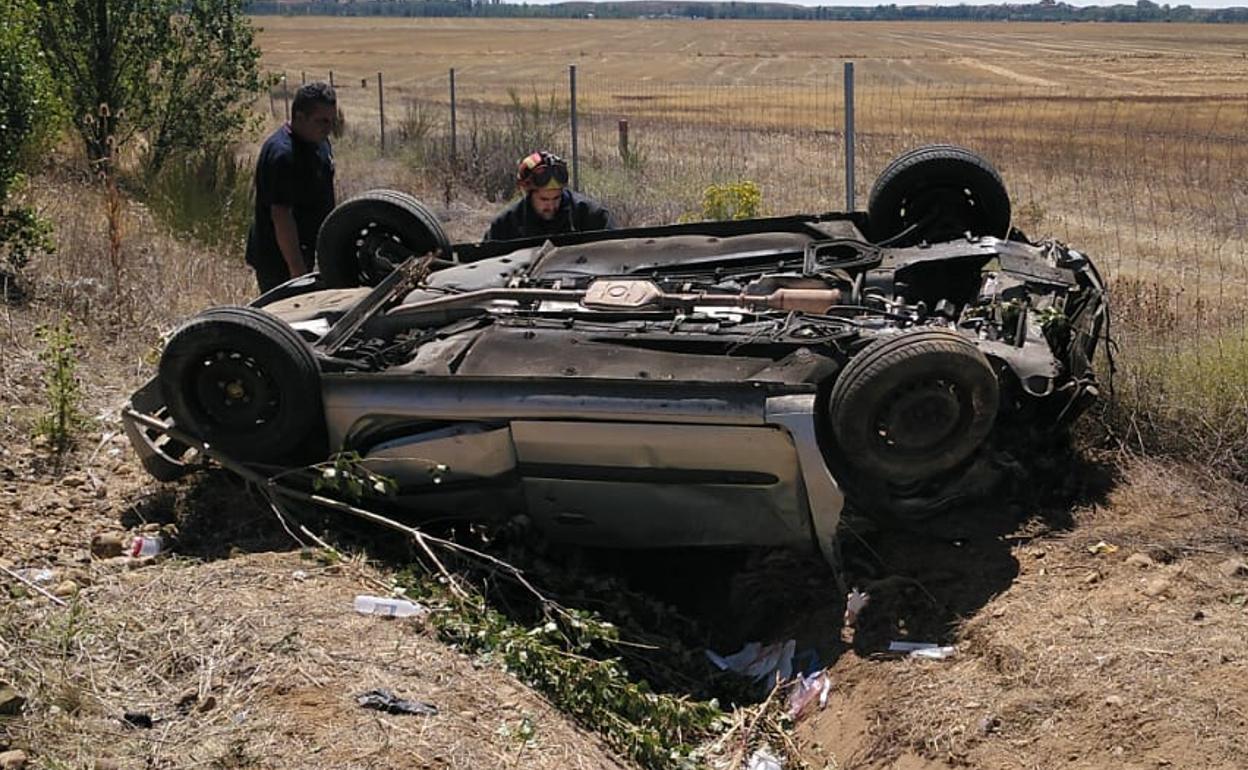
34, 317, 88, 454
698, 180, 762, 221
142, 146, 253, 256
0, 198, 51, 272
621, 137, 648, 172
395, 98, 437, 160
452, 89, 569, 201
1095, 275, 1248, 481
103, 166, 125, 290
503, 87, 567, 156
1102, 329, 1248, 482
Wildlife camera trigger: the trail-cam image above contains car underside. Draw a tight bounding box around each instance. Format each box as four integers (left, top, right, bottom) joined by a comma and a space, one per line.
123, 145, 1108, 566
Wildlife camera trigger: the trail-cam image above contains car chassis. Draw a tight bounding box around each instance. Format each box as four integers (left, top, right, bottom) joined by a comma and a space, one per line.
123, 146, 1108, 566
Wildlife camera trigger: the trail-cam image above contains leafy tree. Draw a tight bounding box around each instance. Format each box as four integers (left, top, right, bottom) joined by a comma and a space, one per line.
1, 0, 56, 282
35, 0, 262, 175
0, 0, 53, 201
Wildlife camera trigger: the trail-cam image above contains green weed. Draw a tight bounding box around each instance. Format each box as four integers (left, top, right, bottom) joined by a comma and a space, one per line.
1099, 324, 1248, 482
34, 317, 88, 455
142, 146, 253, 257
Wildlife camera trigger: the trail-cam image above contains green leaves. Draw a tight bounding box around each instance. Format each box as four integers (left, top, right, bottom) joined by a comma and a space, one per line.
34, 0, 262, 176
0, 0, 57, 203
312, 451, 400, 502
0, 203, 52, 272
432, 591, 723, 770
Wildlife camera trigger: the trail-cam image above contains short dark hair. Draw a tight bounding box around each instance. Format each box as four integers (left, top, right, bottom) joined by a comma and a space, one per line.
292, 82, 336, 117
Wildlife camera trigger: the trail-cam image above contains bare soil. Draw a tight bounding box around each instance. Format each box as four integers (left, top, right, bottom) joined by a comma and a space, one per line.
2, 172, 1247, 770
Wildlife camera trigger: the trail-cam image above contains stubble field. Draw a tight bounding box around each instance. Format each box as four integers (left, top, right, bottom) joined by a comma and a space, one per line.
254, 18, 1248, 93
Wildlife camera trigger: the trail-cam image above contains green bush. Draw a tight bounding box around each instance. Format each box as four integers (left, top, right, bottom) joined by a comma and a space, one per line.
0, 203, 52, 272
1, 0, 57, 200
36, 0, 262, 176
142, 147, 253, 255
698, 180, 762, 221
0, 1, 56, 289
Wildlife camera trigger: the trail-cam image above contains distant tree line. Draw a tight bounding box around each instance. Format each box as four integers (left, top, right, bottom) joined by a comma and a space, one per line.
247, 0, 1248, 23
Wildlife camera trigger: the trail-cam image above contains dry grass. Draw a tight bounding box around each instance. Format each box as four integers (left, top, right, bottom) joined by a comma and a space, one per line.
0, 550, 627, 769
802, 456, 1248, 770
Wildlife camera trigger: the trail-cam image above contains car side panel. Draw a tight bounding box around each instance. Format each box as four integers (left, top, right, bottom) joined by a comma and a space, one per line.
510, 421, 813, 548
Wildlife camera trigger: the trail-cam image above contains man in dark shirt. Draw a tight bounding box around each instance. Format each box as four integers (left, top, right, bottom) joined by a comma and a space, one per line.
484, 151, 615, 241
245, 82, 337, 293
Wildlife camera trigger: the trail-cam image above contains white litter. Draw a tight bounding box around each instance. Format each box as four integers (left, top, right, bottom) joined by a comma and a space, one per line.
706, 639, 797, 683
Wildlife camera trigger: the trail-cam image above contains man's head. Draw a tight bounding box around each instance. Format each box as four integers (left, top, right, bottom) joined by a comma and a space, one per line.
291, 82, 337, 144
517, 151, 569, 221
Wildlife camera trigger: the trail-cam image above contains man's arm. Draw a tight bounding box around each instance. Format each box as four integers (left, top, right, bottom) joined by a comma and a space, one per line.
270, 204, 307, 278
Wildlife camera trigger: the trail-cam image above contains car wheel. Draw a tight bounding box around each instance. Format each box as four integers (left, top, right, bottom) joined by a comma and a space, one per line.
159, 306, 323, 462
867, 144, 1011, 247
829, 328, 999, 483
315, 189, 451, 288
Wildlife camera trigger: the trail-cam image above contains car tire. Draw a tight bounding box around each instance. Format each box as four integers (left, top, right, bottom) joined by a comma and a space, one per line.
159, 306, 323, 462
316, 189, 451, 288
867, 144, 1011, 247
829, 328, 999, 482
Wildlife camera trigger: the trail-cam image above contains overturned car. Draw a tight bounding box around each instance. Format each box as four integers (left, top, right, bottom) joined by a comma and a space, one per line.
124, 145, 1107, 566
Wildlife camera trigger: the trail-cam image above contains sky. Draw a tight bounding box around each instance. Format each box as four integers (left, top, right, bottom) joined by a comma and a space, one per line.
516, 0, 1246, 7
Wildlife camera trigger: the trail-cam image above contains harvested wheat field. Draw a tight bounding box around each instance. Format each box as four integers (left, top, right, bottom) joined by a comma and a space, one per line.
254, 18, 1248, 93
1, 16, 1247, 770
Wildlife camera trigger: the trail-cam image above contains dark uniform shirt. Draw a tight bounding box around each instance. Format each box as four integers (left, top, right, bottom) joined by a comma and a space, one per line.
484, 189, 615, 241
245, 124, 335, 287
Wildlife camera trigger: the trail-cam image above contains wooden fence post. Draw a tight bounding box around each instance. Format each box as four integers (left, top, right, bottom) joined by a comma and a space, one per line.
449, 67, 457, 163
378, 71, 386, 153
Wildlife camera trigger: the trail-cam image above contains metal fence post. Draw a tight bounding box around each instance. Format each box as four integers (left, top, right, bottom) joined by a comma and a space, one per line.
300, 70, 306, 85
449, 67, 458, 163
377, 71, 386, 154
282, 72, 290, 121
844, 61, 856, 211
569, 64, 579, 192
268, 72, 276, 117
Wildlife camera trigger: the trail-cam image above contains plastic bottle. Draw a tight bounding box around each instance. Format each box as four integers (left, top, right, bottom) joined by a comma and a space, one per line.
353, 595, 427, 618
129, 535, 165, 558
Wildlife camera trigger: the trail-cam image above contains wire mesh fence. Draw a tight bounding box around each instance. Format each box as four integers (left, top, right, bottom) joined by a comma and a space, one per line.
266, 65, 1248, 468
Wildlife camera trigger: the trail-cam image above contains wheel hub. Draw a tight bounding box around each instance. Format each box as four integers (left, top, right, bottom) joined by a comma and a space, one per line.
192, 350, 277, 429
901, 186, 979, 241
877, 379, 964, 453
